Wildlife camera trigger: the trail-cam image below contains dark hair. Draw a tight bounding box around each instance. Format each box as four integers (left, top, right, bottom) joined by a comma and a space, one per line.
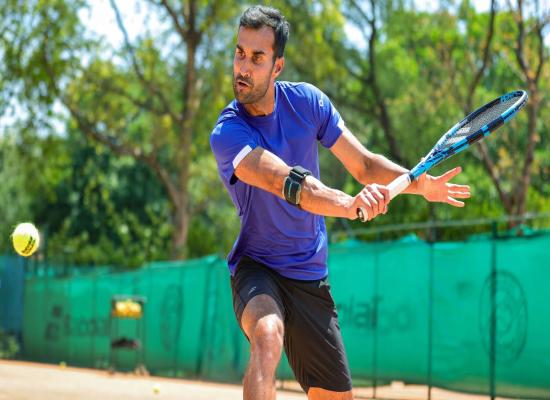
239, 5, 290, 59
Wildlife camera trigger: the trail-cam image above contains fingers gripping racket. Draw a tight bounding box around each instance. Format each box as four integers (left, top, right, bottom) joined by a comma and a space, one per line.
357, 90, 528, 222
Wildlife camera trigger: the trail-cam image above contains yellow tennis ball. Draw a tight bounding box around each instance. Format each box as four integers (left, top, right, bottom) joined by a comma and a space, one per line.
12, 223, 40, 257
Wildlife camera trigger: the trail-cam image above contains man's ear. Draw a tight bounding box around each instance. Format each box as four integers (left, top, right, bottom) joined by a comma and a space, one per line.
274, 57, 285, 76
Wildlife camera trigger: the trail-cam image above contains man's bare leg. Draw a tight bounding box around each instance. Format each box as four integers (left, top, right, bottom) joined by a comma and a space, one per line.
241, 294, 284, 400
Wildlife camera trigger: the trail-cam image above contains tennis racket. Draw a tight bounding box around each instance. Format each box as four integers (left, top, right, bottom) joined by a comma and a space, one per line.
357, 90, 528, 222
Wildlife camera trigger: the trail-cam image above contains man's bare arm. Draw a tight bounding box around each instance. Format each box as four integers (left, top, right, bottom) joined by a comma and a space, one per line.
330, 128, 471, 206
330, 129, 420, 192
234, 147, 388, 220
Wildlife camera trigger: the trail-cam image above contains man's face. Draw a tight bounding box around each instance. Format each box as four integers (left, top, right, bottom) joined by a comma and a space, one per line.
233, 26, 281, 104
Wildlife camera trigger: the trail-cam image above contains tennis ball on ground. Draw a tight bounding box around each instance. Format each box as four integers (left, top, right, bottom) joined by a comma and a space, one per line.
11, 223, 40, 257
153, 383, 160, 394
59, 361, 66, 369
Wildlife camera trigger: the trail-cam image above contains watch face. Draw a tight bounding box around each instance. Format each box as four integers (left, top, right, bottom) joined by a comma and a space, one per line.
295, 185, 302, 205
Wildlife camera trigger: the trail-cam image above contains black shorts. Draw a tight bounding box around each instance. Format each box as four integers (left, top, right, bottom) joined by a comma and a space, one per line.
231, 256, 352, 393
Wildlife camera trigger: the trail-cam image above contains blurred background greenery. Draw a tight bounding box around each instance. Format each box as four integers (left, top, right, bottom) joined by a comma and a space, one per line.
0, 0, 548, 268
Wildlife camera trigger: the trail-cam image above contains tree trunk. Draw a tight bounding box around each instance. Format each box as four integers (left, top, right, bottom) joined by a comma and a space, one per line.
172, 194, 189, 258
170, 3, 201, 259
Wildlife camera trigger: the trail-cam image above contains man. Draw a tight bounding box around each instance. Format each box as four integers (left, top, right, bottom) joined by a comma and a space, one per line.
210, 5, 470, 400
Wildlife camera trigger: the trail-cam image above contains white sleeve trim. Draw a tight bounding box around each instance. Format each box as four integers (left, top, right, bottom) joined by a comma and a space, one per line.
337, 118, 346, 131
232, 145, 253, 169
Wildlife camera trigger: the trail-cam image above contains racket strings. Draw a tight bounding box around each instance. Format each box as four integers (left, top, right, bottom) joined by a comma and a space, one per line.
438, 97, 518, 150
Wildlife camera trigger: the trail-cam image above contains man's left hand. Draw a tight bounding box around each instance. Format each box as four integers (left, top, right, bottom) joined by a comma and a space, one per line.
417, 166, 471, 207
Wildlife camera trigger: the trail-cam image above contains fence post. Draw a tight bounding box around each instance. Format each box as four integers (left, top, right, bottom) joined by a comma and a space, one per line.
174, 264, 185, 376
490, 221, 498, 400
91, 273, 97, 367
427, 240, 434, 400
371, 232, 380, 399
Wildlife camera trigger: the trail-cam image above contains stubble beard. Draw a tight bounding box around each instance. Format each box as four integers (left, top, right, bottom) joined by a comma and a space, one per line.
233, 65, 274, 105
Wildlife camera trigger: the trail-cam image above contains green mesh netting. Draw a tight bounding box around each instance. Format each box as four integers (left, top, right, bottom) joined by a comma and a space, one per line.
18, 234, 550, 398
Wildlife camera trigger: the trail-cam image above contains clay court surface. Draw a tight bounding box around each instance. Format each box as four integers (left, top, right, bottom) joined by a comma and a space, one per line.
0, 360, 505, 400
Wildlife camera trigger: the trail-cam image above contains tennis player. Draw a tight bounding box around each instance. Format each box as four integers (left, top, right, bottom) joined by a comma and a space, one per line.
210, 5, 470, 400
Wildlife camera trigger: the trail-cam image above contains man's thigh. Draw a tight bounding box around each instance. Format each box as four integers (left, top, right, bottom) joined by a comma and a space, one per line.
230, 257, 286, 339
282, 277, 352, 393
241, 294, 284, 339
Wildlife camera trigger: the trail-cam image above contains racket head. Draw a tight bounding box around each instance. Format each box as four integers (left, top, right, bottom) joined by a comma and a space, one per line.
410, 90, 528, 178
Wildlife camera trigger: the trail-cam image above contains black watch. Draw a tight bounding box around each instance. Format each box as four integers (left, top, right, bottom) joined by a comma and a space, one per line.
283, 166, 311, 206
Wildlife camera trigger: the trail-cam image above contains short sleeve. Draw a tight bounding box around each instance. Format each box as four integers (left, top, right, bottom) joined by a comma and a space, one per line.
210, 119, 257, 185
311, 86, 346, 148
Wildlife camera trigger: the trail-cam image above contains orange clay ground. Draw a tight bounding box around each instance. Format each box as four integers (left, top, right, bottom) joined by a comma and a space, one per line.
0, 360, 507, 400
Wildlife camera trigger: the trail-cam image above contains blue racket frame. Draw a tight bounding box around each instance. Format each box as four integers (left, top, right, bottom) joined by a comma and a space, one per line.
357, 90, 528, 221
408, 90, 528, 180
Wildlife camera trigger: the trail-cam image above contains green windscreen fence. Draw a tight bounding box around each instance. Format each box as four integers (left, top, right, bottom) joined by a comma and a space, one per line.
0, 256, 25, 337
18, 232, 550, 399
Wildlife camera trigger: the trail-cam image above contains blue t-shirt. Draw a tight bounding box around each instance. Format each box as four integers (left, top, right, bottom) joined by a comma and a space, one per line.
210, 81, 345, 280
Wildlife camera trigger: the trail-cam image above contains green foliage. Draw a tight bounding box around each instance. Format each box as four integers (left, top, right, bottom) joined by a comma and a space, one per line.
0, 0, 549, 267
273, 0, 347, 83
0, 133, 33, 252
187, 155, 239, 258
41, 135, 173, 268
327, 1, 549, 238
0, 329, 19, 359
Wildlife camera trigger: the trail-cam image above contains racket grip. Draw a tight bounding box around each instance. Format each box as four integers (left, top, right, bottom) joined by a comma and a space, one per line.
387, 173, 412, 199
356, 207, 366, 222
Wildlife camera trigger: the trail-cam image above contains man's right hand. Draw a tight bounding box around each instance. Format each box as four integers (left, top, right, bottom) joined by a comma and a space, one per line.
348, 184, 390, 222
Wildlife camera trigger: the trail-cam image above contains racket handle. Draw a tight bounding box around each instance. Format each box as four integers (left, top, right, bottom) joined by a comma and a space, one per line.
356, 173, 411, 222
387, 173, 412, 199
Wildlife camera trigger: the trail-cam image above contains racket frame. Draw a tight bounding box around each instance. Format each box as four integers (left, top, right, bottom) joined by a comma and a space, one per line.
386, 90, 528, 199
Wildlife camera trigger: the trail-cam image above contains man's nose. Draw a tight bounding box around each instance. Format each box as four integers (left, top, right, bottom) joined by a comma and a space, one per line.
236, 58, 252, 78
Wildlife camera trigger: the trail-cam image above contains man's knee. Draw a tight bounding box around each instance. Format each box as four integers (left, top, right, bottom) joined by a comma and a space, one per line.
240, 294, 285, 367
250, 314, 284, 354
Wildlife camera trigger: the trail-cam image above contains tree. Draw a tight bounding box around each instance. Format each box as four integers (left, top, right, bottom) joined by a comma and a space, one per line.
477, 0, 549, 223
330, 0, 549, 234
40, 132, 173, 268
0, 131, 33, 251
0, 0, 240, 258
